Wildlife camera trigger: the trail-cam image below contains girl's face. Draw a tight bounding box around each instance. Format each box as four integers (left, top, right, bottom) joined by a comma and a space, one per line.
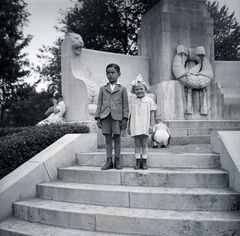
106, 67, 120, 84
134, 84, 146, 98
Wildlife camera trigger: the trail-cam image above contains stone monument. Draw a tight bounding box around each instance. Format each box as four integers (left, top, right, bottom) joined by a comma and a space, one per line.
138, 0, 223, 120
61, 0, 239, 122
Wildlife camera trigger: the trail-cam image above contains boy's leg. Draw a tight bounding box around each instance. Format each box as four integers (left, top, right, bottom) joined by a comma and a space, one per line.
134, 136, 142, 170
141, 135, 148, 170
113, 134, 122, 169
101, 134, 113, 170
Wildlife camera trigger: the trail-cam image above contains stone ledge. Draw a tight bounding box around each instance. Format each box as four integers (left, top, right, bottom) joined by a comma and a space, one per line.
0, 134, 97, 221
211, 131, 240, 193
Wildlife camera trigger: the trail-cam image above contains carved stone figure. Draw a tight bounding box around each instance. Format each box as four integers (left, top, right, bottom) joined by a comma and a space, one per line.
172, 45, 213, 115
37, 91, 66, 125
69, 33, 99, 115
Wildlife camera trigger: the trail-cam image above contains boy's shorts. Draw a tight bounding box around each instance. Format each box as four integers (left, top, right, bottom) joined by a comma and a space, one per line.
102, 114, 121, 135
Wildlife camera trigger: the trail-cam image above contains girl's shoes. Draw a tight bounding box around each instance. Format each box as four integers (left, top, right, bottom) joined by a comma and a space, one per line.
142, 159, 148, 170
134, 158, 148, 170
134, 159, 141, 170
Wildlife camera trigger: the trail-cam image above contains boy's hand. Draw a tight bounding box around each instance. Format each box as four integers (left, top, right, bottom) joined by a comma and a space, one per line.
120, 118, 128, 130
97, 118, 102, 129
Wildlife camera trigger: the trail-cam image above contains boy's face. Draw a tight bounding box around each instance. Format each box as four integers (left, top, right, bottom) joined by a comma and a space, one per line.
106, 67, 120, 84
134, 84, 146, 98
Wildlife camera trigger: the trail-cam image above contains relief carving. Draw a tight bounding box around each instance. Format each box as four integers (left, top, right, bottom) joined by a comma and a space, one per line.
172, 45, 213, 115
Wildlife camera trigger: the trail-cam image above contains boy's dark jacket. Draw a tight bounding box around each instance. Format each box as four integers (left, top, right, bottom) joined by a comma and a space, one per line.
95, 83, 129, 121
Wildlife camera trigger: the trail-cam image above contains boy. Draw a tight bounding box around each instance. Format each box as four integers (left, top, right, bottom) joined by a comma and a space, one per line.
95, 63, 129, 170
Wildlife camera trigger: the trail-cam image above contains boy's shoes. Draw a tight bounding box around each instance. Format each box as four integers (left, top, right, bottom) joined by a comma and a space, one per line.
101, 157, 113, 170
142, 159, 148, 170
114, 156, 123, 170
134, 159, 141, 170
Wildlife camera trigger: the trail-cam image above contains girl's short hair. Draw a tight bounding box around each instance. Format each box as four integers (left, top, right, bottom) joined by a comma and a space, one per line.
106, 63, 120, 73
130, 75, 150, 94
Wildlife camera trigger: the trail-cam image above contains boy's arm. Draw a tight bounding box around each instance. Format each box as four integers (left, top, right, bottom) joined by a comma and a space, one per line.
122, 86, 129, 119
95, 87, 103, 120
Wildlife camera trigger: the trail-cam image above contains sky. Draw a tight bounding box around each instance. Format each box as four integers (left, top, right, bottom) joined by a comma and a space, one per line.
22, 0, 240, 89
23, 0, 240, 66
23, 0, 76, 65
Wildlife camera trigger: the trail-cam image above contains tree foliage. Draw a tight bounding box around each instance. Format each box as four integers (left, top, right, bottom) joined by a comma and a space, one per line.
0, 0, 33, 126
35, 0, 240, 94
58, 0, 146, 55
31, 38, 62, 93
2, 84, 51, 127
207, 0, 240, 60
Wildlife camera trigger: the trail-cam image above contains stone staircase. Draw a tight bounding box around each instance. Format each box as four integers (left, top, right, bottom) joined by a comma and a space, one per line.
0, 145, 240, 235
165, 120, 240, 145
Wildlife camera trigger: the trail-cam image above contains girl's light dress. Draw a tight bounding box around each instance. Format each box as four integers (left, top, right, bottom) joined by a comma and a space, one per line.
130, 96, 157, 137
37, 100, 66, 125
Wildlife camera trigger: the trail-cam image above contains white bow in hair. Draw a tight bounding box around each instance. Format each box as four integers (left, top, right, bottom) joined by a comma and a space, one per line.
131, 74, 145, 86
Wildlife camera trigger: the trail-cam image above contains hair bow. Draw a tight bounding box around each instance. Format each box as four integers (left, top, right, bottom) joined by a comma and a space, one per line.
131, 74, 145, 86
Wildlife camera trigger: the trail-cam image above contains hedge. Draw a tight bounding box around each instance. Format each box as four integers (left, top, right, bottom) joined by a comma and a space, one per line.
0, 123, 90, 179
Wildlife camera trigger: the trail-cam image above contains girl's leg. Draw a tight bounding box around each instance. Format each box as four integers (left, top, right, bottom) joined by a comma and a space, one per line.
101, 134, 113, 170
141, 135, 149, 170
134, 136, 142, 170
113, 134, 122, 169
141, 135, 148, 156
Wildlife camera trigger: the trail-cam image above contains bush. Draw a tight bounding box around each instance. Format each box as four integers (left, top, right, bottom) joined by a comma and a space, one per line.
0, 123, 90, 179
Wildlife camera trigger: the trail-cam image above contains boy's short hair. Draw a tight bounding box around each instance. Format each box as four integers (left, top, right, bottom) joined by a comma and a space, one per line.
106, 63, 120, 73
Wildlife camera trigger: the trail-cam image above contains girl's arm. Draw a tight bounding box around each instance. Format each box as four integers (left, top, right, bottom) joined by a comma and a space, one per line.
149, 111, 155, 133
127, 114, 131, 135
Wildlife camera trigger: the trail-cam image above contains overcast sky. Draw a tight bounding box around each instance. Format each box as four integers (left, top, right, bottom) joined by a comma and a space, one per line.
22, 0, 240, 66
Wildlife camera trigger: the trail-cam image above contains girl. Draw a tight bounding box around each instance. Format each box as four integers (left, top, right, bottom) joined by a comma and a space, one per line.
95, 63, 129, 170
128, 75, 157, 170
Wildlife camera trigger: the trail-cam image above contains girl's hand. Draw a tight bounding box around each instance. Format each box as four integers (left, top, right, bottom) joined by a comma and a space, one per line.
149, 126, 153, 134
97, 119, 102, 129
127, 127, 131, 135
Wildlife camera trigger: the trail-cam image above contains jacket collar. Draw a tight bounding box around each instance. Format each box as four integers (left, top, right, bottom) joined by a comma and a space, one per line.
105, 82, 121, 93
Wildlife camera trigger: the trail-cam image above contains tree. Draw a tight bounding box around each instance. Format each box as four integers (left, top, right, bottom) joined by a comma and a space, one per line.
0, 0, 33, 126
6, 85, 51, 127
58, 0, 146, 55
207, 0, 240, 60
31, 38, 62, 93
34, 0, 240, 92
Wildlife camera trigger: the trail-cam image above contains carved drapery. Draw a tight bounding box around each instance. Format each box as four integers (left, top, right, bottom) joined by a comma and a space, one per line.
172, 45, 213, 115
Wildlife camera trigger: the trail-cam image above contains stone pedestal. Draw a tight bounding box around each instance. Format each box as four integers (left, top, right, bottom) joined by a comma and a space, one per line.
138, 0, 214, 85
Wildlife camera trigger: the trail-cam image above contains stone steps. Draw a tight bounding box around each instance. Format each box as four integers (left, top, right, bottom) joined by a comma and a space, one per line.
12, 198, 240, 236
37, 181, 239, 211
76, 152, 220, 169
115, 120, 240, 146
58, 166, 229, 188
1, 149, 240, 235
0, 217, 128, 236
165, 120, 240, 139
